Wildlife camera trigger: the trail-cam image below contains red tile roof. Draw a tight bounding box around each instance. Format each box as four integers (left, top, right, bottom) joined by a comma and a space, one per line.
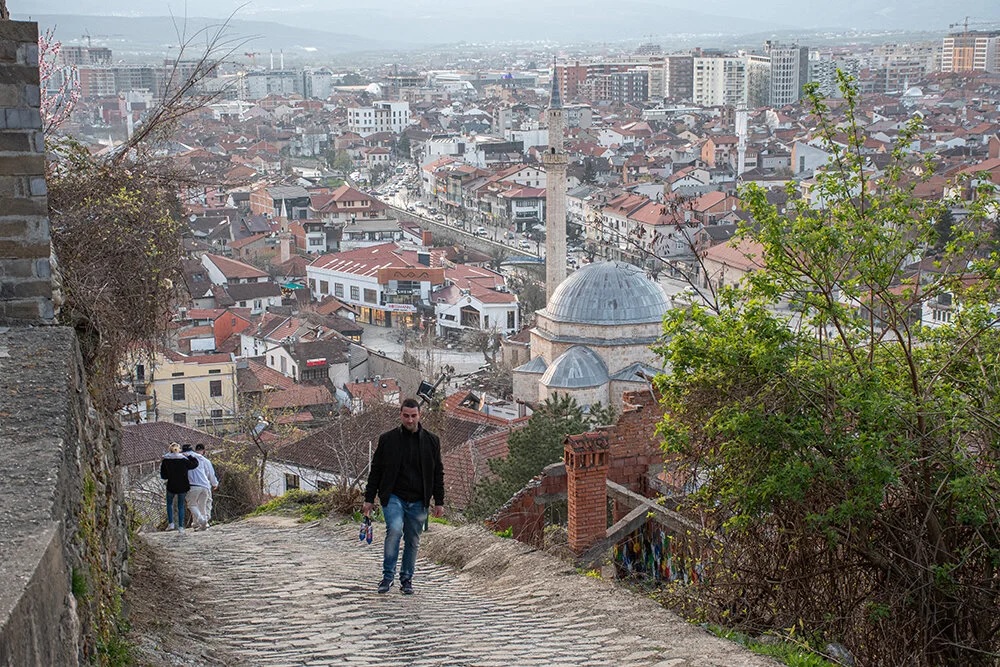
203, 253, 270, 280
265, 385, 334, 410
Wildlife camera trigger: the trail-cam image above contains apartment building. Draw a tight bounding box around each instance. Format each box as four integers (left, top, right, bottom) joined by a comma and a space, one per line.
692, 56, 748, 107
347, 101, 411, 137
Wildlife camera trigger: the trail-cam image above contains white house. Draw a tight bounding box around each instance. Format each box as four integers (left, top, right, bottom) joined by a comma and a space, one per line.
347, 101, 410, 137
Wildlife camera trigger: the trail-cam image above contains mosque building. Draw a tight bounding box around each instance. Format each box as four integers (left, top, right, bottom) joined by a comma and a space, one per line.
512, 64, 672, 412
512, 261, 669, 411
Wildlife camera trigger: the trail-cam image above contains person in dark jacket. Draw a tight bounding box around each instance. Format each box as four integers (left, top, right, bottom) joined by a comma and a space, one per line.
160, 442, 198, 534
363, 398, 445, 595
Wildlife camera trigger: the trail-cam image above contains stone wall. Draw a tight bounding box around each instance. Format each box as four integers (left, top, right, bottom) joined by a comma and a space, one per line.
0, 328, 128, 665
0, 21, 128, 664
0, 20, 53, 325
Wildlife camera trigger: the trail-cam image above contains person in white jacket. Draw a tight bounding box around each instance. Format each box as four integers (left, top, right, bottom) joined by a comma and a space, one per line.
184, 443, 219, 531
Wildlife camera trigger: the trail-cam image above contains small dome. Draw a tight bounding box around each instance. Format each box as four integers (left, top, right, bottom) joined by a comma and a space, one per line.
540, 346, 609, 389
544, 261, 669, 325
514, 356, 548, 374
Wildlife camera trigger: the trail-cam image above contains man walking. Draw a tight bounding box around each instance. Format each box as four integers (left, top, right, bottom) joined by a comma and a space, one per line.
184, 443, 219, 531
363, 398, 445, 595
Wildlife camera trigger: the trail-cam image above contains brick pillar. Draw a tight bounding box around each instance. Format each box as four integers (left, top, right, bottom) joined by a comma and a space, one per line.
565, 433, 610, 554
0, 21, 54, 325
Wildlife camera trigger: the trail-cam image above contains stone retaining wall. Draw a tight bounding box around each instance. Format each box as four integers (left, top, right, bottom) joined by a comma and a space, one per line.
0, 22, 127, 664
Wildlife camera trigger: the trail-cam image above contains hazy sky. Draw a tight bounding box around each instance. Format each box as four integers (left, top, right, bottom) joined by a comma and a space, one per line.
18, 0, 1000, 43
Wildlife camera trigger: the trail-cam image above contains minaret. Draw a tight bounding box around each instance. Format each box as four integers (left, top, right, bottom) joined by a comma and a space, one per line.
543, 61, 568, 302
735, 104, 748, 178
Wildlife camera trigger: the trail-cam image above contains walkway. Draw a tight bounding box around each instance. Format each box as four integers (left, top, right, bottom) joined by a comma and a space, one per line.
142, 516, 777, 667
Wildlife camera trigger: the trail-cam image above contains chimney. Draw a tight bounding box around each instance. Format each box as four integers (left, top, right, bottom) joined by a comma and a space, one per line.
421, 230, 433, 247
279, 235, 291, 263
417, 251, 430, 266
565, 433, 610, 554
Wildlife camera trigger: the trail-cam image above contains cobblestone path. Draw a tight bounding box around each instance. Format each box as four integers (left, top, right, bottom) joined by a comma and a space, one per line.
143, 517, 776, 667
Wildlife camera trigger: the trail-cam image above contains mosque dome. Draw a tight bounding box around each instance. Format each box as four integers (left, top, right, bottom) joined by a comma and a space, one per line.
540, 345, 610, 389
543, 261, 669, 325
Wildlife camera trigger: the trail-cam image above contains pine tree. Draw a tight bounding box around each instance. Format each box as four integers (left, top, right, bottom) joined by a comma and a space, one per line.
466, 394, 589, 519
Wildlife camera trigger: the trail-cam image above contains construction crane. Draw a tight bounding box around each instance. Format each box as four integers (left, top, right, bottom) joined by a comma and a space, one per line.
949, 17, 998, 34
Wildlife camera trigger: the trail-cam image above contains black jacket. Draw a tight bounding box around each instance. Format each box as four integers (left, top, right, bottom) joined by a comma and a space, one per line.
160, 452, 198, 494
364, 424, 444, 508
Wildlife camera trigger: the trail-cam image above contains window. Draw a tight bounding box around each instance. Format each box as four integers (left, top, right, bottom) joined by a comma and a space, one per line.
210, 380, 223, 397
334, 283, 344, 298
280, 357, 287, 374
350, 286, 360, 301
363, 288, 377, 304
210, 409, 223, 418
208, 368, 221, 374
285, 473, 300, 491
320, 280, 329, 294
316, 480, 332, 491
309, 278, 316, 291
171, 371, 184, 377
172, 383, 185, 401
507, 310, 515, 329
173, 412, 187, 424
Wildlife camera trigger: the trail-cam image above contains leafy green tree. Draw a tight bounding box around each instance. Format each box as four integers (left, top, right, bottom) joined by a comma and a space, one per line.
467, 393, 589, 519
370, 162, 393, 187
328, 149, 353, 173
396, 134, 411, 159
507, 273, 545, 320
653, 76, 1000, 666
934, 207, 955, 252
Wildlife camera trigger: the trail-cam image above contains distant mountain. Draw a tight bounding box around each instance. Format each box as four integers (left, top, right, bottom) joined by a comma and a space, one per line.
20, 14, 385, 60
18, 0, 1000, 42
19, 0, 998, 50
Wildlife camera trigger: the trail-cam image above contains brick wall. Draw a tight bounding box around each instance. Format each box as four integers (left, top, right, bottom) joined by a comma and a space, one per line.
605, 389, 663, 495
565, 433, 610, 553
485, 389, 667, 555
0, 21, 53, 325
485, 463, 566, 548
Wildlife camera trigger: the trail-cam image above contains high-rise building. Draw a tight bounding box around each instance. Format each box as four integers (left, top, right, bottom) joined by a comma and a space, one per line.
765, 42, 809, 106
744, 54, 771, 108
942, 30, 1000, 73
692, 56, 747, 107
808, 55, 862, 98
663, 55, 693, 101
58, 46, 112, 67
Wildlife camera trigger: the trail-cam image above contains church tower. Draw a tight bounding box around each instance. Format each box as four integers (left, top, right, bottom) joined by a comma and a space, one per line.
543, 62, 568, 301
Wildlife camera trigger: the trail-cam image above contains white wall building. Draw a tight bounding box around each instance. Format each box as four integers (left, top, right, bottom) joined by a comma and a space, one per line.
692, 57, 748, 107
347, 101, 411, 137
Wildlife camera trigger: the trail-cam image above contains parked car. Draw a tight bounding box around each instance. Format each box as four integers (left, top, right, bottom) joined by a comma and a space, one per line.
474, 226, 487, 236
518, 239, 532, 249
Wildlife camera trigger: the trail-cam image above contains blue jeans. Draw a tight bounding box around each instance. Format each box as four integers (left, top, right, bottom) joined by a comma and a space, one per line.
381, 494, 427, 582
166, 491, 187, 527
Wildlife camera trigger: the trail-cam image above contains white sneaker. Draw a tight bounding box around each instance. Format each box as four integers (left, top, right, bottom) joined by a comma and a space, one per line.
178, 526, 185, 535
167, 523, 175, 531
200, 518, 209, 531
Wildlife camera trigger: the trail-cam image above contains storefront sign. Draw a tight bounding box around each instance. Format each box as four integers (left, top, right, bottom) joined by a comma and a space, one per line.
383, 303, 417, 313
